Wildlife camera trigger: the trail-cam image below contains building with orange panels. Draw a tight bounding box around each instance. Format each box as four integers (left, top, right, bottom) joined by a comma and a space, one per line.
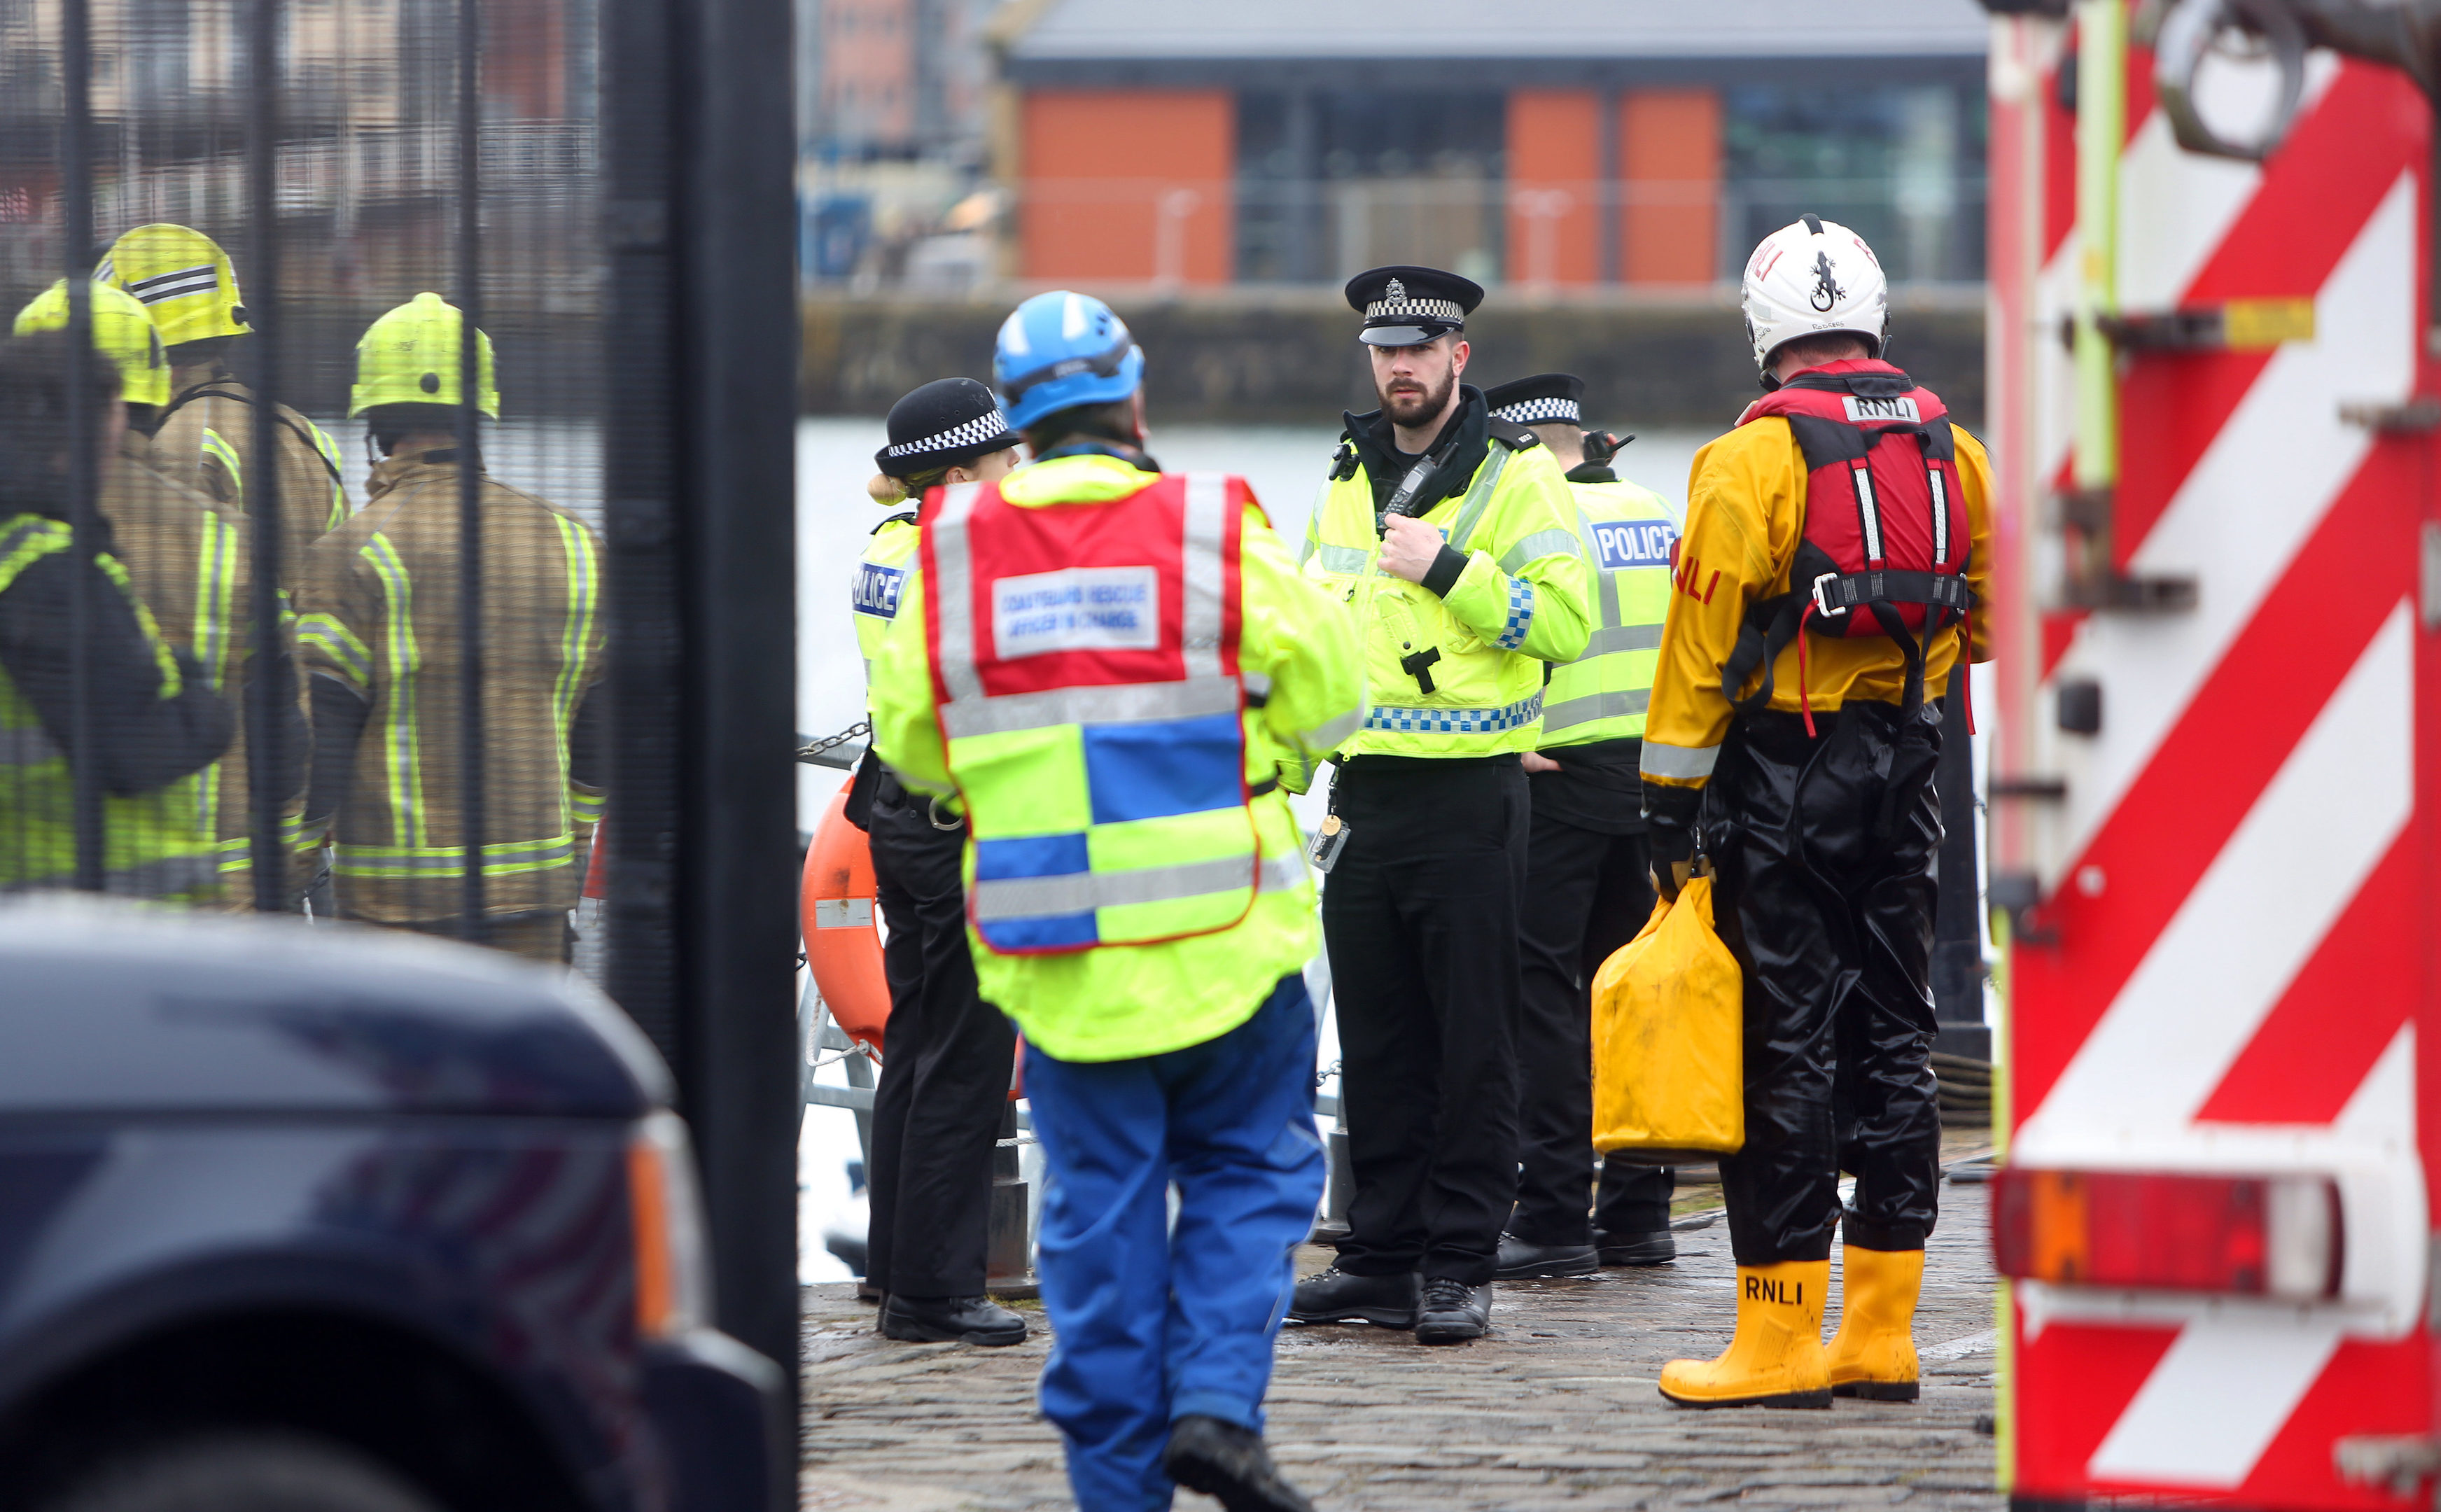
995, 0, 1989, 289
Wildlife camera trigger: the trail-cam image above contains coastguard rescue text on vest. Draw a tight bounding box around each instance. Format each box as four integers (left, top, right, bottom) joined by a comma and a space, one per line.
992, 566, 1162, 659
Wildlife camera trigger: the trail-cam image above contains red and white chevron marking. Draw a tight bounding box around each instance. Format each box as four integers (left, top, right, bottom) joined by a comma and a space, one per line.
1996, 30, 2437, 1508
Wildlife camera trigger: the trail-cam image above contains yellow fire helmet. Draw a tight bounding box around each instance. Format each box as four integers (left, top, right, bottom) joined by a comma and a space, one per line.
95, 223, 249, 347
349, 292, 501, 419
13, 279, 172, 408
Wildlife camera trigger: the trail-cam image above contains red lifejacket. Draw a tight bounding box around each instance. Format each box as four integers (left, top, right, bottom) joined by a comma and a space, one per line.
1719, 359, 1975, 733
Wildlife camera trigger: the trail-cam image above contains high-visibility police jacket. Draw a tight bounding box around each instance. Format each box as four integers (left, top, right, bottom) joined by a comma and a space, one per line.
0, 512, 223, 897
851, 511, 919, 686
102, 438, 312, 907
1642, 370, 1996, 796
1299, 398, 1592, 758
872, 450, 1366, 1063
149, 360, 351, 582
295, 449, 606, 925
1541, 469, 1677, 748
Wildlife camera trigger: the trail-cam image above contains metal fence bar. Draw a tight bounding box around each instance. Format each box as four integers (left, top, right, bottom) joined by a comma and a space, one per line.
454, 0, 487, 941
245, 0, 288, 911
61, 0, 102, 892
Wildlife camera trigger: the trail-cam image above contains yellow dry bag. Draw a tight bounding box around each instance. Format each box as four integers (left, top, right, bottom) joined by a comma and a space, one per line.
1591, 873, 1744, 1165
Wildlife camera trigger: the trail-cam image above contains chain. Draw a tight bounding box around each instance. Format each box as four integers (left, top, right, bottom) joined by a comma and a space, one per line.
797, 720, 872, 764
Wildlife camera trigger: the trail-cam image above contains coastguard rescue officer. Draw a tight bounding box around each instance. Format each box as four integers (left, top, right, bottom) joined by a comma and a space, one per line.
99, 224, 352, 573
1287, 268, 1593, 1343
0, 331, 232, 894
870, 290, 1364, 1512
296, 294, 606, 961
1643, 217, 1993, 1408
1477, 374, 1679, 1280
13, 281, 307, 909
852, 378, 1028, 1347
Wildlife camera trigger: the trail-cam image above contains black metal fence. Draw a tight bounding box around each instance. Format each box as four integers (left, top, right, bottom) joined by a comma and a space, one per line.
4, 0, 799, 1402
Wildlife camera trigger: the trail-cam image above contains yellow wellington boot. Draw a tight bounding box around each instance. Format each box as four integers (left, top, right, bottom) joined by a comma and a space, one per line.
1826, 1245, 1924, 1402
1657, 1260, 1832, 1409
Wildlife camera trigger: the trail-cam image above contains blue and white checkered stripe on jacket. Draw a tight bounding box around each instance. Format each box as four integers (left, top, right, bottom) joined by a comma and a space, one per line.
1362, 691, 1544, 734
1494, 577, 1535, 650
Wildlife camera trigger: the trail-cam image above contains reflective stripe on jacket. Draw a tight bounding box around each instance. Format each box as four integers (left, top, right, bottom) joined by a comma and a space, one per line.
1540, 477, 1676, 747
924, 470, 1260, 954
1299, 433, 1591, 757
870, 450, 1366, 1063
0, 513, 219, 897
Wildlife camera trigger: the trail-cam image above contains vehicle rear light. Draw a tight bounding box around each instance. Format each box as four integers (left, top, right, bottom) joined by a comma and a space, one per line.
628, 1111, 712, 1338
1992, 1168, 2342, 1300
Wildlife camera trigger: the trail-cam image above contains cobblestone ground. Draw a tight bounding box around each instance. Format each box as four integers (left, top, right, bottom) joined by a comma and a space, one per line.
802, 1149, 2001, 1511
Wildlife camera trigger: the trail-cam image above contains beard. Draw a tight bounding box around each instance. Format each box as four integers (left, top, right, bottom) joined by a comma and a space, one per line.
1378, 363, 1456, 432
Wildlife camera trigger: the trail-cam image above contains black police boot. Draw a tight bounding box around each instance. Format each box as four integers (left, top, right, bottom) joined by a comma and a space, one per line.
1288, 1266, 1419, 1328
1495, 1233, 1600, 1279
1597, 1229, 1679, 1266
1163, 1415, 1315, 1512
880, 1293, 1028, 1346
1414, 1277, 1492, 1344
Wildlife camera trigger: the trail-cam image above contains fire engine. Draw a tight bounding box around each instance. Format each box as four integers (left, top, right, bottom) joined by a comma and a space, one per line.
1982, 0, 2441, 1502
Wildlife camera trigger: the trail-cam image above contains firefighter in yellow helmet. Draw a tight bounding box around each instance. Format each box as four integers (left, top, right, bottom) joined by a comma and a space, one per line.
0, 326, 233, 896
13, 282, 307, 906
295, 293, 606, 961
98, 224, 352, 575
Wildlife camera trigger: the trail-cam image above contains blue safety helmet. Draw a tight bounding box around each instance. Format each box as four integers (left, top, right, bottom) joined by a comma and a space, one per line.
993, 290, 1145, 433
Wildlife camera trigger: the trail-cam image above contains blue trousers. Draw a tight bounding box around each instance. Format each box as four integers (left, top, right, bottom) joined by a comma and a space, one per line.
1024, 974, 1326, 1512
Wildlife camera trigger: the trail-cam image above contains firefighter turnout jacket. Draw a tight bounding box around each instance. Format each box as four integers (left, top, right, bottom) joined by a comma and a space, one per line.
1300, 390, 1592, 760
104, 434, 309, 906
151, 359, 351, 573
1641, 368, 1995, 794
870, 450, 1365, 1063
295, 448, 606, 925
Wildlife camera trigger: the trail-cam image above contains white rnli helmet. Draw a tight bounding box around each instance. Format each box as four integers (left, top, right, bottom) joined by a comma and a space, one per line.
1741, 214, 1889, 374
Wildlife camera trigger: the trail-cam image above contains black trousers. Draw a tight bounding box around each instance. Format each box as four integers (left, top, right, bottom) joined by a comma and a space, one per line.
1323, 755, 1529, 1288
865, 786, 1017, 1298
1513, 806, 1674, 1245
1706, 702, 1945, 1266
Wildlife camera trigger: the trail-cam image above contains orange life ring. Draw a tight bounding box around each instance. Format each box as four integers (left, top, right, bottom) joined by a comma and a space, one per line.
802, 778, 890, 1056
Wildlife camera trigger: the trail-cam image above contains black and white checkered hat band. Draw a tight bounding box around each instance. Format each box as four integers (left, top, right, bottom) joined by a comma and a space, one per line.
1365, 296, 1464, 325
888, 407, 1014, 460
1493, 397, 1581, 425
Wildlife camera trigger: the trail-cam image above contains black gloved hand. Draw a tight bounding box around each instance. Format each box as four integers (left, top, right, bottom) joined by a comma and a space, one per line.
1643, 783, 1700, 902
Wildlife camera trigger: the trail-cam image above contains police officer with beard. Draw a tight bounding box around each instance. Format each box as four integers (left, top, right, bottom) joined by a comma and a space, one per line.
1287, 268, 1593, 1344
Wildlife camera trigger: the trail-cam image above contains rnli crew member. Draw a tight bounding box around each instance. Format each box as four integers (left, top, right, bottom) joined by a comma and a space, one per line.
99, 224, 352, 573
1287, 267, 1593, 1344
0, 331, 232, 895
870, 290, 1364, 1512
853, 377, 1028, 1347
13, 281, 308, 909
296, 294, 606, 961
1644, 218, 1993, 1408
1478, 373, 1679, 1280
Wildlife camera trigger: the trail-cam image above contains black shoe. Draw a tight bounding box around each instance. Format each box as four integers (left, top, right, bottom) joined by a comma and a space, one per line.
1414, 1277, 1492, 1344
1163, 1415, 1315, 1512
1495, 1233, 1600, 1279
880, 1293, 1028, 1346
1597, 1229, 1679, 1266
1288, 1266, 1419, 1328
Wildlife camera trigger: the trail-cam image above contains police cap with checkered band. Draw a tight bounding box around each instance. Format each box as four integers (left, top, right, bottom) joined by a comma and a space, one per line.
1345, 265, 1483, 347
1483, 372, 1585, 428
874, 377, 1020, 475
